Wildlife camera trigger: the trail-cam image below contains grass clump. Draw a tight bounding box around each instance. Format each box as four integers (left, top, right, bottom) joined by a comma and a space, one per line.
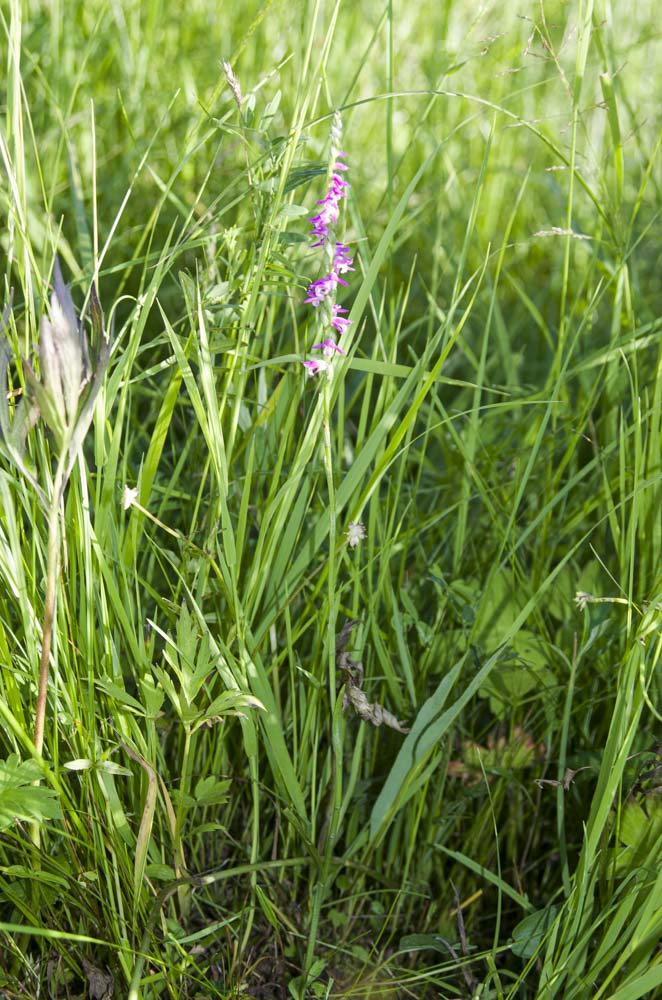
1, 1, 662, 997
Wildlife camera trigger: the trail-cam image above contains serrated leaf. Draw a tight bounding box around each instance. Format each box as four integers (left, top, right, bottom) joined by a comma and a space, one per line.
95, 677, 146, 714
202, 690, 263, 722
194, 776, 231, 806
0, 756, 64, 834
0, 755, 42, 785
138, 674, 165, 716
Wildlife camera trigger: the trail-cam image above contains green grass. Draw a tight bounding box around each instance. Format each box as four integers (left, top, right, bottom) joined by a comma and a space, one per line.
1, 0, 662, 996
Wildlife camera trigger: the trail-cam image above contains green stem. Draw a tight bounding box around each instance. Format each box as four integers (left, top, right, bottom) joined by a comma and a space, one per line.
240, 753, 260, 954
174, 726, 193, 915
305, 384, 343, 978
323, 386, 337, 700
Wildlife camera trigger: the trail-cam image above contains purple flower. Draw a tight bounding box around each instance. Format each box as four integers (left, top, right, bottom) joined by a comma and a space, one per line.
330, 305, 352, 335
334, 243, 354, 275
312, 339, 346, 358
311, 199, 339, 231
305, 274, 338, 306
302, 358, 332, 377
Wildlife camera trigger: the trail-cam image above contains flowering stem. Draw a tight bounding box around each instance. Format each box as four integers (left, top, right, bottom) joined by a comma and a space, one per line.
322, 388, 338, 699
299, 115, 356, 978
305, 383, 344, 978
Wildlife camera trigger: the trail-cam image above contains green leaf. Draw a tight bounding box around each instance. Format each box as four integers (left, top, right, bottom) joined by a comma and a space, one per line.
0, 755, 61, 829
138, 674, 165, 716
439, 846, 533, 913
399, 934, 450, 955
283, 164, 327, 194
144, 864, 176, 881
201, 690, 263, 723
613, 799, 662, 873
369, 646, 514, 840
95, 677, 147, 714
194, 776, 231, 806
278, 204, 309, 218
63, 759, 94, 771
510, 905, 560, 959
608, 966, 662, 1000
97, 761, 133, 776
1, 865, 69, 889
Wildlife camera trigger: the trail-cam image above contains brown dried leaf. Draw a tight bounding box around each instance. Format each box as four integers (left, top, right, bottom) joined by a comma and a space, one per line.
345, 685, 410, 734
81, 957, 114, 1000
534, 766, 593, 791
336, 618, 362, 657
335, 618, 410, 733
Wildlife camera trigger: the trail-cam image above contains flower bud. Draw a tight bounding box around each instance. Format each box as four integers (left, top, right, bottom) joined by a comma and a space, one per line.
23, 259, 92, 443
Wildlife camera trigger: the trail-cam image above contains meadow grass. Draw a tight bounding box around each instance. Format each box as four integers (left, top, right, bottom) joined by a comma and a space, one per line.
1, 0, 662, 996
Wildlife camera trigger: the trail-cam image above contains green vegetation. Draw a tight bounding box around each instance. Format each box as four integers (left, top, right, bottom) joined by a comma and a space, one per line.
1, 0, 661, 996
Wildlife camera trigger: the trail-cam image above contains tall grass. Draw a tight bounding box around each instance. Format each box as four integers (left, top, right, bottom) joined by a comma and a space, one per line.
1, 0, 661, 996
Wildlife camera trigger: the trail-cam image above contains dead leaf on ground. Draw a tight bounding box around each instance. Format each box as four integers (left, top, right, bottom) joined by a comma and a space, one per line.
81, 958, 114, 1000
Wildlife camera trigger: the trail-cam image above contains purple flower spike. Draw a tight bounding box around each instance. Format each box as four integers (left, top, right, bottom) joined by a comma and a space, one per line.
299, 116, 355, 382
313, 339, 346, 358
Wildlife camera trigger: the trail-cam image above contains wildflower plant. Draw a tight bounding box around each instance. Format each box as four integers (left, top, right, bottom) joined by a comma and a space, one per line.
0, 260, 111, 766
301, 112, 354, 377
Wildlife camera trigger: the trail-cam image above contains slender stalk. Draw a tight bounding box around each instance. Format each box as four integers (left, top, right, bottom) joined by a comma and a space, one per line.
34, 457, 67, 757
322, 390, 338, 700
174, 725, 193, 916
304, 385, 343, 979
31, 455, 67, 851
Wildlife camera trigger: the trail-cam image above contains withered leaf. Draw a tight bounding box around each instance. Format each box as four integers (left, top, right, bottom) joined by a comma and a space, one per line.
336, 619, 410, 733
534, 766, 593, 791
344, 684, 411, 733
81, 957, 114, 1000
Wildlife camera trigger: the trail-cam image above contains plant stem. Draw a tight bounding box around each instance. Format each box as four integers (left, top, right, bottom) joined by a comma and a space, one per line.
34, 461, 66, 757
32, 456, 67, 843
30, 496, 60, 848
305, 385, 343, 979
